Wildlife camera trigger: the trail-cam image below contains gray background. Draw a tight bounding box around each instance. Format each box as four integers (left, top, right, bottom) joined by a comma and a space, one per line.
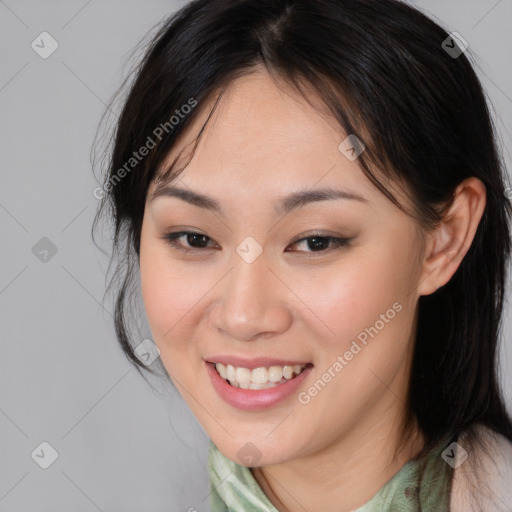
0, 1, 511, 511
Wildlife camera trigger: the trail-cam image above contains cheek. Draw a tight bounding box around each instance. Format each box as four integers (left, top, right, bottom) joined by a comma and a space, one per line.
297, 243, 418, 417
140, 257, 200, 338
139, 229, 195, 347
300, 241, 416, 352
139, 235, 221, 377
294, 262, 416, 429
304, 236, 419, 405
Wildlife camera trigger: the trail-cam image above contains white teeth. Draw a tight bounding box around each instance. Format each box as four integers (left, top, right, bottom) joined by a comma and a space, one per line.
235, 367, 252, 384
226, 364, 236, 381
249, 382, 276, 390
217, 364, 228, 380
268, 366, 283, 382
282, 365, 293, 379
251, 367, 268, 384
214, 362, 308, 388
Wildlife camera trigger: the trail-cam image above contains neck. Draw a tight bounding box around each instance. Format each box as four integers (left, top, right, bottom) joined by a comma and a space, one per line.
251, 403, 425, 512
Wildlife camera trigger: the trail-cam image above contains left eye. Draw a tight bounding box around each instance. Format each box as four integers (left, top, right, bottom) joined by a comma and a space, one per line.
162, 231, 351, 254
287, 234, 351, 253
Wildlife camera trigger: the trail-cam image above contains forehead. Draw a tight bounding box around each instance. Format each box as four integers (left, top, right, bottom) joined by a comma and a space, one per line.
149, 68, 406, 214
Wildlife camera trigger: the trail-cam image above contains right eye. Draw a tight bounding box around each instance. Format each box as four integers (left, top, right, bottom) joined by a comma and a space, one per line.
162, 231, 219, 253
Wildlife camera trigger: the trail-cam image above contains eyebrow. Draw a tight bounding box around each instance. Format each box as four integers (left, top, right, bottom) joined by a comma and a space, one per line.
150, 184, 368, 216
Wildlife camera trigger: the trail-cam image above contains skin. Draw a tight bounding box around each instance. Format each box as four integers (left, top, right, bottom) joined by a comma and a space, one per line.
139, 66, 486, 512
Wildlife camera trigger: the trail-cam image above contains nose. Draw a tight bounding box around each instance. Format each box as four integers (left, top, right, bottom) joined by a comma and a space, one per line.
209, 249, 292, 342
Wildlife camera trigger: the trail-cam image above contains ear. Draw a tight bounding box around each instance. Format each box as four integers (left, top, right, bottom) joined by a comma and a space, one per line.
417, 177, 486, 297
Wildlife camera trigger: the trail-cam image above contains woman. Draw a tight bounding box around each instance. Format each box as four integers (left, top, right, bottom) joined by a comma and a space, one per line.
93, 0, 512, 510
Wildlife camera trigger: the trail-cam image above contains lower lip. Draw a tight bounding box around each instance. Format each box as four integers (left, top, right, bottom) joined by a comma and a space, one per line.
206, 362, 313, 411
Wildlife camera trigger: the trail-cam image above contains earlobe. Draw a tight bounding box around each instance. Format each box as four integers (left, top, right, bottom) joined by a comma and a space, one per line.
417, 177, 487, 297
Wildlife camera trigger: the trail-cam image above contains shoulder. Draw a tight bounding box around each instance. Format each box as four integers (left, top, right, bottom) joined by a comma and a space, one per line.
450, 424, 512, 512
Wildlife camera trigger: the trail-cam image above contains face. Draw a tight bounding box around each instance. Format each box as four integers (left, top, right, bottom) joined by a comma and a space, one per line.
139, 67, 427, 467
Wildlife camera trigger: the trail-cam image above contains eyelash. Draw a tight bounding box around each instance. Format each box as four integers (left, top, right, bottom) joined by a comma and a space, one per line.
161, 230, 351, 256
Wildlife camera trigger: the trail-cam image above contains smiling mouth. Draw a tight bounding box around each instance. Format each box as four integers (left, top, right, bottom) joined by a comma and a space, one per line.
213, 362, 314, 389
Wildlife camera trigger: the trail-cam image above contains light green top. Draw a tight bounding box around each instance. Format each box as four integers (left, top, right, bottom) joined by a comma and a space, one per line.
208, 436, 454, 511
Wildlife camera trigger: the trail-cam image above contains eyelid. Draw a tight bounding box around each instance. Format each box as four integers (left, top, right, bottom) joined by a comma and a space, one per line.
287, 233, 352, 254
162, 230, 218, 253
288, 229, 348, 245
161, 230, 352, 255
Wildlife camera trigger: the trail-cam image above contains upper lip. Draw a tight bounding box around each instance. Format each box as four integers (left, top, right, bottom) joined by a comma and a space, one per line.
205, 355, 312, 370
